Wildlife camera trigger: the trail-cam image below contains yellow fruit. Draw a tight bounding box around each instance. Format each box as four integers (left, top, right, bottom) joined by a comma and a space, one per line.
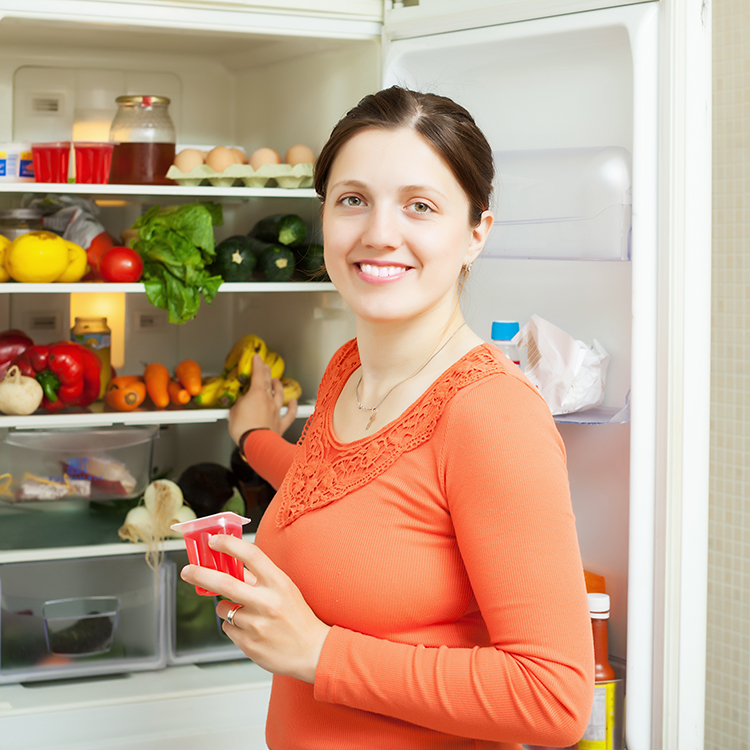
281, 377, 302, 405
0, 235, 10, 282
236, 335, 268, 384
5, 231, 70, 283
56, 240, 89, 283
264, 350, 285, 380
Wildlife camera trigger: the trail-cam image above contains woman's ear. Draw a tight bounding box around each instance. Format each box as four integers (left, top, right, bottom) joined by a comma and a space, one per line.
466, 210, 494, 265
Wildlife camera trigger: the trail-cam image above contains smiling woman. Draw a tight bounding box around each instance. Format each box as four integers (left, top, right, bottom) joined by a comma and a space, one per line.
181, 86, 595, 750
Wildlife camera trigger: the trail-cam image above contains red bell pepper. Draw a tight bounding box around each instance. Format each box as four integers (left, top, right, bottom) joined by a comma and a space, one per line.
0, 329, 34, 381
11, 341, 102, 413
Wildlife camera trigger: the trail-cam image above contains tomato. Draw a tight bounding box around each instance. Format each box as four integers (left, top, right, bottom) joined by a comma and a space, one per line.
99, 247, 144, 283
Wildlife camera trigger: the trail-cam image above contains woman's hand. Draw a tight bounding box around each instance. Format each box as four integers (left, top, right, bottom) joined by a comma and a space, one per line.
181, 534, 330, 684
228, 353, 298, 445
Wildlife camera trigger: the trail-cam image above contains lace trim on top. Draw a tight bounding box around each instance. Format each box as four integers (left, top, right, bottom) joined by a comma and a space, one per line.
276, 340, 504, 528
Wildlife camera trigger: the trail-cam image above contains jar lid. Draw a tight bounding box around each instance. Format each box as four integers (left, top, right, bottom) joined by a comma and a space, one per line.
588, 592, 611, 619
115, 95, 171, 106
0, 208, 44, 220
491, 320, 520, 341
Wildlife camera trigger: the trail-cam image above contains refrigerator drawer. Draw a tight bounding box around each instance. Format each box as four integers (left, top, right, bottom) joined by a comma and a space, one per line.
0, 555, 166, 684
165, 551, 244, 666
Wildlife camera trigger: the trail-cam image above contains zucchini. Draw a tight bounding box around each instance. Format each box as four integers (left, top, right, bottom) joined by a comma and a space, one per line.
249, 214, 307, 247
209, 235, 257, 282
261, 244, 296, 282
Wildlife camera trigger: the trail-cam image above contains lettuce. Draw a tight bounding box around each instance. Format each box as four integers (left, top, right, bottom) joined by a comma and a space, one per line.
131, 202, 224, 324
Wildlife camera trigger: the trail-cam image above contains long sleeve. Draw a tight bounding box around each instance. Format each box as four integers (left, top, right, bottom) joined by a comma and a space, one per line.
243, 429, 298, 490
311, 373, 594, 747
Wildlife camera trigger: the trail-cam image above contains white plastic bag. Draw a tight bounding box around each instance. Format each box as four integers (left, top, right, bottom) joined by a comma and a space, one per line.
515, 314, 610, 415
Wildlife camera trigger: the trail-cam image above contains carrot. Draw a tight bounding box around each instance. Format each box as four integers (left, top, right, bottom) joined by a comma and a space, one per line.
168, 378, 190, 406
143, 362, 171, 409
104, 376, 147, 412
175, 359, 202, 396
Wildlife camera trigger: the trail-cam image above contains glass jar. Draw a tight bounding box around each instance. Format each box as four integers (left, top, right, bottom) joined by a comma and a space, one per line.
108, 95, 176, 185
71, 316, 112, 399
0, 208, 44, 241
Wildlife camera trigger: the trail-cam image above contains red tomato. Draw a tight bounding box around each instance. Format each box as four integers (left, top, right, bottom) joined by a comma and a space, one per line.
99, 247, 144, 283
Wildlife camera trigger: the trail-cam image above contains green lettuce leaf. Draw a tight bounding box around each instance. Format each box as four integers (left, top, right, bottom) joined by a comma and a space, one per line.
131, 202, 224, 324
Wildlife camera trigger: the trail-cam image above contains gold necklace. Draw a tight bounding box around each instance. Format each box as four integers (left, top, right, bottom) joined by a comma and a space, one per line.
355, 322, 466, 431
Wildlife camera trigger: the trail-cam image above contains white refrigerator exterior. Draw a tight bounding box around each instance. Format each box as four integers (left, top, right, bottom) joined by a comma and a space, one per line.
0, 1, 711, 749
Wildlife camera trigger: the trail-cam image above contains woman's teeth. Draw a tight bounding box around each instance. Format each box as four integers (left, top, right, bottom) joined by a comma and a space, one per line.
359, 263, 404, 277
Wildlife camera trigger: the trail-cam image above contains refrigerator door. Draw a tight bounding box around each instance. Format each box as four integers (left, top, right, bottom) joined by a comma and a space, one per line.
382, 4, 660, 749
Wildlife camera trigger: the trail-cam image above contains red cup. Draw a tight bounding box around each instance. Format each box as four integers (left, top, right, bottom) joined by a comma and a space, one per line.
31, 142, 71, 183
170, 511, 252, 596
74, 142, 115, 184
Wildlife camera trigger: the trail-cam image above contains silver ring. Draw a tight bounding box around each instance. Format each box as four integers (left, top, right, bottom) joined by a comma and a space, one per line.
226, 604, 242, 626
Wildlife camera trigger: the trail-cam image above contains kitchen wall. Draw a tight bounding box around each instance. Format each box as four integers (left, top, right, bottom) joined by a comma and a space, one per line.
705, 1, 750, 747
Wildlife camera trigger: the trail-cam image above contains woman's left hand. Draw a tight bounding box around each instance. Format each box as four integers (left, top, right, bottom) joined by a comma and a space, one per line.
180, 534, 331, 684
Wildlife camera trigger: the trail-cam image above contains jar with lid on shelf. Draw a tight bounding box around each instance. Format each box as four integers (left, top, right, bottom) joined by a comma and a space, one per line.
0, 208, 44, 241
71, 317, 112, 399
108, 95, 176, 185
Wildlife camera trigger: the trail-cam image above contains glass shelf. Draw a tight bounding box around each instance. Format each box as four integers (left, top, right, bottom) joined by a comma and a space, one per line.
0, 280, 335, 294
553, 403, 630, 425
0, 402, 314, 429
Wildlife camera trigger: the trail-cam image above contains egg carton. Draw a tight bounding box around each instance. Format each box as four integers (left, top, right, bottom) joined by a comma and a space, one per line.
166, 162, 313, 189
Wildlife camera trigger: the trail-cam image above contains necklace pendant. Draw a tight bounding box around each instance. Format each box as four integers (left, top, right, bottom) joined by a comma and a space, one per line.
365, 410, 377, 430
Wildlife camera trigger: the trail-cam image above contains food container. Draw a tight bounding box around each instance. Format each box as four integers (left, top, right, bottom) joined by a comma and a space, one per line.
31, 141, 72, 183
74, 141, 115, 184
0, 426, 158, 504
165, 550, 243, 665
0, 555, 166, 684
0, 142, 34, 182
42, 596, 120, 656
170, 511, 251, 596
0, 208, 44, 241
109, 95, 176, 185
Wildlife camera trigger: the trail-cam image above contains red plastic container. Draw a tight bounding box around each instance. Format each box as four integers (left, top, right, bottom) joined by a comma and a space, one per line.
31, 142, 71, 183
74, 142, 114, 184
170, 511, 252, 596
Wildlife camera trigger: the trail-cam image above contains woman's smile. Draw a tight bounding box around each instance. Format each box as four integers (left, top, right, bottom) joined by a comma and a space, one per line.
356, 261, 412, 282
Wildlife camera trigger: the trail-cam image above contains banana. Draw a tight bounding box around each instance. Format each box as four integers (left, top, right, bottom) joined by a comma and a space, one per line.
264, 350, 285, 380
281, 377, 302, 405
193, 376, 224, 408
217, 377, 242, 408
223, 334, 259, 376
237, 335, 268, 384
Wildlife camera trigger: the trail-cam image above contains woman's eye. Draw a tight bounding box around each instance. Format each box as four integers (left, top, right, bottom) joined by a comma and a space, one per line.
411, 202, 431, 213
341, 196, 363, 207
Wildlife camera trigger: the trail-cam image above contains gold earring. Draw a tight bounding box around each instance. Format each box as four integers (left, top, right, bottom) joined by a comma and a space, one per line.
464, 262, 473, 274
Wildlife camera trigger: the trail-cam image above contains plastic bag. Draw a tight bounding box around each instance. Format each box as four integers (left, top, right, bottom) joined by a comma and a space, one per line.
515, 314, 610, 415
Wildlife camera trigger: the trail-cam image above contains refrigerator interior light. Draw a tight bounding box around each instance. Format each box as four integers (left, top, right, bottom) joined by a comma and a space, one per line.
69, 292, 126, 369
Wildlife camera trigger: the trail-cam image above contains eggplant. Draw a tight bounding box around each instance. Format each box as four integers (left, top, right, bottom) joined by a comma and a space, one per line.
230, 447, 274, 531
177, 463, 237, 518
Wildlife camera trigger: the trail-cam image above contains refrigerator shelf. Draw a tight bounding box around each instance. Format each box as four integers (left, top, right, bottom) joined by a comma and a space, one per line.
552, 404, 629, 425
0, 403, 314, 430
0, 182, 318, 200
0, 281, 336, 294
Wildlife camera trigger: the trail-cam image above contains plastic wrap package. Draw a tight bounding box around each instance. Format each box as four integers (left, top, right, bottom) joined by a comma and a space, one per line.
515, 314, 610, 415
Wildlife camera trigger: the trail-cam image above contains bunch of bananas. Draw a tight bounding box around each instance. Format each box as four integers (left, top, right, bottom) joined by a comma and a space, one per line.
194, 333, 302, 409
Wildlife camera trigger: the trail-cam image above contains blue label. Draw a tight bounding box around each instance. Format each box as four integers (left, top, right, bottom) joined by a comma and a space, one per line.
18, 155, 34, 179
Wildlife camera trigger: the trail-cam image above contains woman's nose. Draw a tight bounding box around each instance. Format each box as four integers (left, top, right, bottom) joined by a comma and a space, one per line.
361, 205, 401, 250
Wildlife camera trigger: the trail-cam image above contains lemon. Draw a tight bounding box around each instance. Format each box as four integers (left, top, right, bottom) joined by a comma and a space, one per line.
0, 235, 10, 283
5, 230, 70, 283
56, 240, 89, 283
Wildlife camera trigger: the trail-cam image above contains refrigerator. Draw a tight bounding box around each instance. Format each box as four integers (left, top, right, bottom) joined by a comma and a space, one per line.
0, 1, 711, 748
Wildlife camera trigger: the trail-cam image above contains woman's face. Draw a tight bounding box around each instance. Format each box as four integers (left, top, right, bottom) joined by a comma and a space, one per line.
322, 127, 492, 326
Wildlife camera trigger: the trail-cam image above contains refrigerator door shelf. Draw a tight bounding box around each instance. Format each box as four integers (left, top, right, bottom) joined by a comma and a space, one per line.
488, 147, 632, 261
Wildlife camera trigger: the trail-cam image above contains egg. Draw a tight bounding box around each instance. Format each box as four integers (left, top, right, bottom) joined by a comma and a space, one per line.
229, 147, 249, 164
206, 146, 240, 173
249, 147, 282, 171
285, 144, 315, 166
173, 148, 206, 173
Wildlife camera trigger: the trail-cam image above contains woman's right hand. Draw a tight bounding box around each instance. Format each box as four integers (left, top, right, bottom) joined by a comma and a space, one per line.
228, 353, 299, 445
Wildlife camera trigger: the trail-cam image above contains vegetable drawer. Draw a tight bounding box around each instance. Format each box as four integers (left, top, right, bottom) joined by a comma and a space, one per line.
165, 551, 244, 666
0, 426, 158, 505
0, 555, 166, 684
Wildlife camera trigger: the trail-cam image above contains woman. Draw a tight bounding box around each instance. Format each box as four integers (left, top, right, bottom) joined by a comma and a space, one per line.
181, 86, 594, 749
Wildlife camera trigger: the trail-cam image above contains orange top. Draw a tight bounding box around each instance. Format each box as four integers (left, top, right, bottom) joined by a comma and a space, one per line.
247, 341, 594, 749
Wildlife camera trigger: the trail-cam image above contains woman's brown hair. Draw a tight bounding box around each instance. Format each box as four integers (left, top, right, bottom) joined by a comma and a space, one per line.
314, 86, 494, 227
